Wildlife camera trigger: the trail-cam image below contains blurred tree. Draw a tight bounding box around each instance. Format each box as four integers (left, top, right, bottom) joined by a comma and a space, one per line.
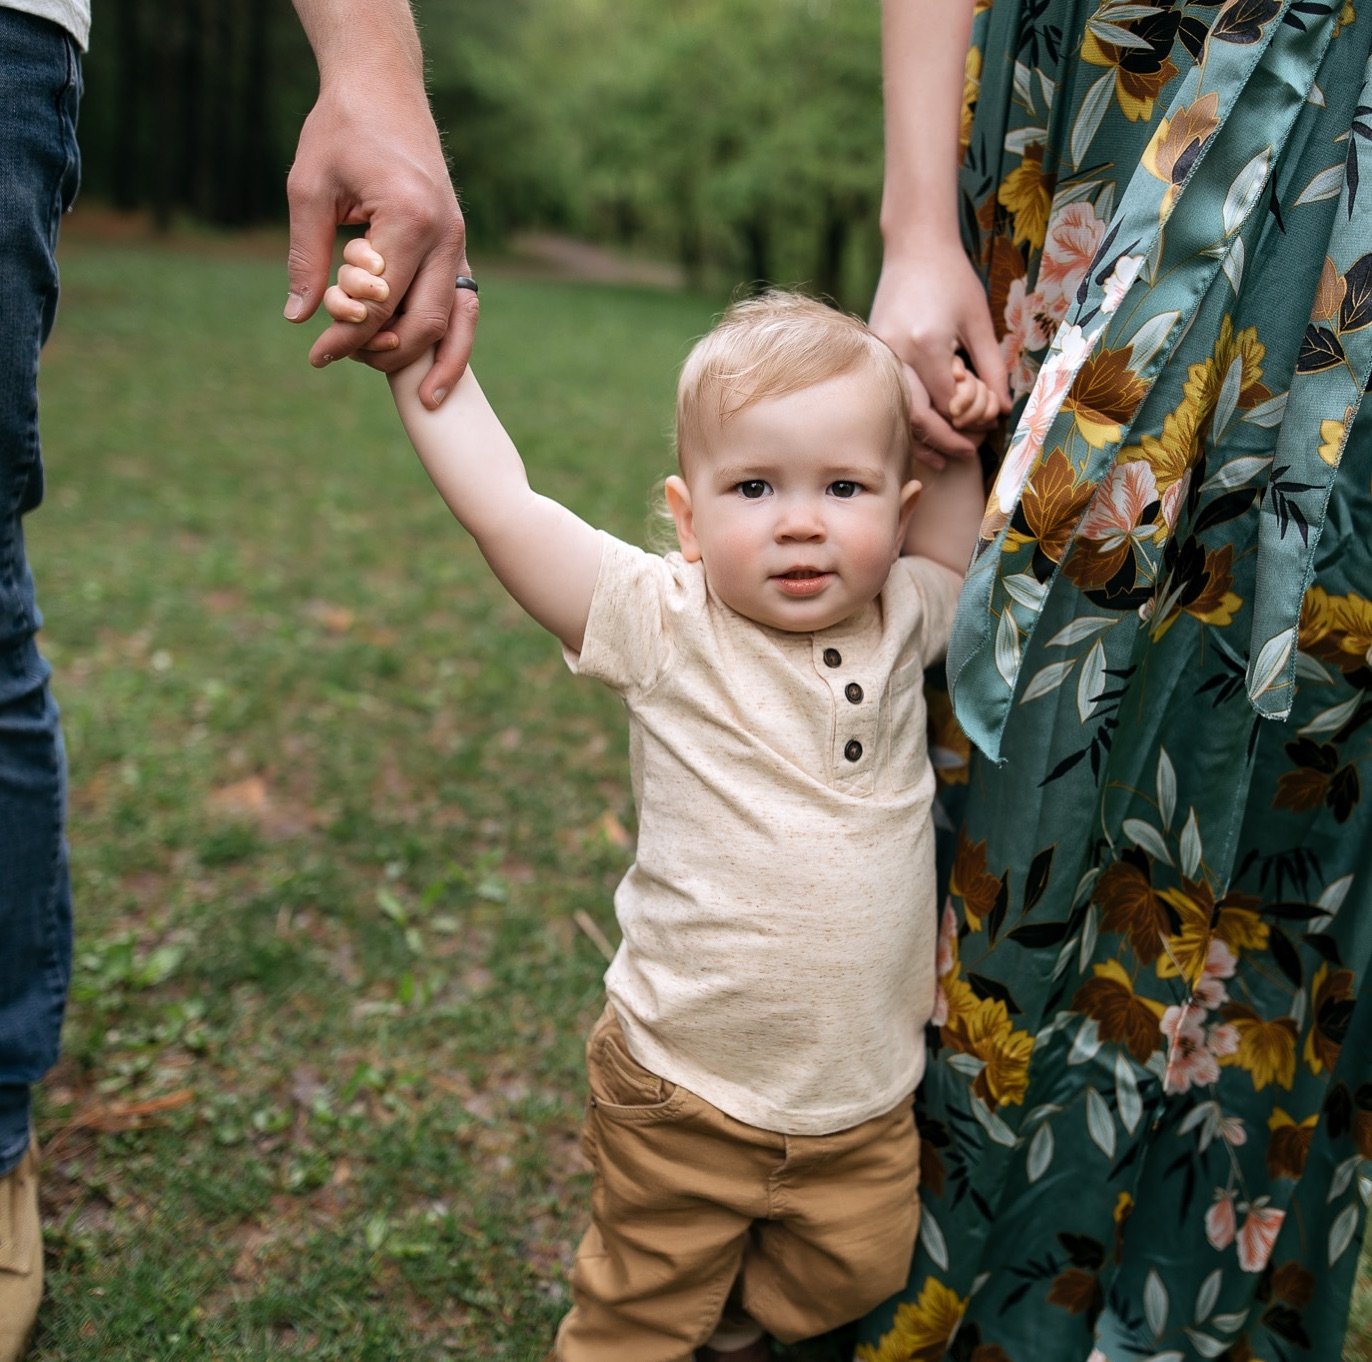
75, 0, 886, 304
81, 0, 314, 229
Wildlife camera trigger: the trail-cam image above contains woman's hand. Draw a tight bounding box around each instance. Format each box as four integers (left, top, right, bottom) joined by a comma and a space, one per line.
869, 241, 1010, 468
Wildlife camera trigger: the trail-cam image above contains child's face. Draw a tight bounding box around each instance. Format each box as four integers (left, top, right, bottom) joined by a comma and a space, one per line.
665, 368, 921, 633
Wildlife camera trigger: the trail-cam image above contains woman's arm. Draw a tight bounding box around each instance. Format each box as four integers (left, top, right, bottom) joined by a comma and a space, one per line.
871, 0, 1009, 465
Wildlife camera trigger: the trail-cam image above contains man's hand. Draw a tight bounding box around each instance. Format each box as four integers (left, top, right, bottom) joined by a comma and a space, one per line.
286, 0, 476, 408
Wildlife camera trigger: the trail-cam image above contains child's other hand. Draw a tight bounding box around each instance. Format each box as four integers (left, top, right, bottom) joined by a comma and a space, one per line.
947, 356, 1002, 433
323, 237, 393, 338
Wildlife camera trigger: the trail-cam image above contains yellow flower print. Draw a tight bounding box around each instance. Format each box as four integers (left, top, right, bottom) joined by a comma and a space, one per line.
979, 1020, 1034, 1109
1142, 92, 1222, 214
1210, 315, 1272, 412
941, 967, 982, 1032
1335, 0, 1356, 35
856, 1277, 966, 1362
1022, 447, 1098, 564
1299, 585, 1372, 673
1126, 385, 1203, 492
1062, 345, 1149, 449
1155, 882, 1268, 982
1150, 540, 1245, 640
1219, 1005, 1297, 1091
1304, 962, 1355, 1074
1319, 413, 1350, 466
998, 144, 1053, 251
944, 994, 1034, 1110
961, 46, 983, 155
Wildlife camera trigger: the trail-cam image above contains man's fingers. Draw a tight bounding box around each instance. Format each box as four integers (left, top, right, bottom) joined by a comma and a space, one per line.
362, 248, 462, 371
418, 284, 479, 408
283, 199, 337, 324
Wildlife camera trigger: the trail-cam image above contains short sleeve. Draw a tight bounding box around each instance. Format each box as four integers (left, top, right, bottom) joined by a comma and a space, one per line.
562, 532, 688, 696
891, 556, 964, 665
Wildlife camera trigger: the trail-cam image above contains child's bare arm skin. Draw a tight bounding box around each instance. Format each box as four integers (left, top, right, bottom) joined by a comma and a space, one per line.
329, 239, 603, 653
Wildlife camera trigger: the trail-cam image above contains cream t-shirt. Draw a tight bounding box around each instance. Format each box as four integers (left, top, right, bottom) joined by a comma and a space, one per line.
567, 533, 961, 1135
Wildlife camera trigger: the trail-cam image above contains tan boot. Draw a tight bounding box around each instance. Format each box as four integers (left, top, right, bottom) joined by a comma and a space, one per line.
0, 1141, 41, 1362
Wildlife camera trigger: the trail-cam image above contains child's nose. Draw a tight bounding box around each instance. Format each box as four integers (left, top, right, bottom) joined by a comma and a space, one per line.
775, 498, 825, 540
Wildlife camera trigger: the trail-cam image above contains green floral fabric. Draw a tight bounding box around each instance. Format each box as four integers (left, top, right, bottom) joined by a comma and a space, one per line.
860, 1, 1372, 1359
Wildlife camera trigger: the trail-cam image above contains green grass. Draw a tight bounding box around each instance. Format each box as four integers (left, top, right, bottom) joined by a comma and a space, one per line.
22, 226, 1372, 1360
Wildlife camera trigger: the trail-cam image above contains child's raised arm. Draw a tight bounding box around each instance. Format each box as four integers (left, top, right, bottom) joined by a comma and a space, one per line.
902, 450, 986, 579
901, 356, 996, 577
330, 242, 603, 652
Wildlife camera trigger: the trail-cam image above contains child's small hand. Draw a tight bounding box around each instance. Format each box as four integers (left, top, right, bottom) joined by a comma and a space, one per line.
323, 237, 393, 340
947, 356, 1001, 433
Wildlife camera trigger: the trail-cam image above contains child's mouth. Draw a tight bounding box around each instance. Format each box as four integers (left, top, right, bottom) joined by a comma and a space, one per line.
774, 570, 831, 597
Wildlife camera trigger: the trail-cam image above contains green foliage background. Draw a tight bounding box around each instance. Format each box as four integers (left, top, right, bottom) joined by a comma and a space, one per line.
76, 0, 887, 306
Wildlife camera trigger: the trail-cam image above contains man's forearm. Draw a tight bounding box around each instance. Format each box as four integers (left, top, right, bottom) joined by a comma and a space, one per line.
291, 0, 426, 89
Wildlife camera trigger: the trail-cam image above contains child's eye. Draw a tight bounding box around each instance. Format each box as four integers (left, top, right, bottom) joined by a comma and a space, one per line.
829, 481, 861, 498
736, 480, 771, 499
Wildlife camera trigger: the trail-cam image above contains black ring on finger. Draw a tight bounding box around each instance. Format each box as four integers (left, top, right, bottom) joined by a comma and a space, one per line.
455, 275, 479, 294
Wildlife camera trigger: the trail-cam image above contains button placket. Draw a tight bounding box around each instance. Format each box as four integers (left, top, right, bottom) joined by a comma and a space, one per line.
815, 637, 873, 785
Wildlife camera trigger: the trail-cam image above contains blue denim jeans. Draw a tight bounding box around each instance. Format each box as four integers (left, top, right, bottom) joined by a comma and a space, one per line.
0, 9, 82, 1178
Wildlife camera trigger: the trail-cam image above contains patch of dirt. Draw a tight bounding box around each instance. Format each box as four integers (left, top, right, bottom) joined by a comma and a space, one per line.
503, 232, 685, 289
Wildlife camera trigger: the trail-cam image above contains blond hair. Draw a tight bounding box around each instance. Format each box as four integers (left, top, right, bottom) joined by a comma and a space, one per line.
675, 292, 912, 470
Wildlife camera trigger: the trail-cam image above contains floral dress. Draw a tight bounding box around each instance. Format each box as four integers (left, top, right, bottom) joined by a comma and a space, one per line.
859, 0, 1372, 1359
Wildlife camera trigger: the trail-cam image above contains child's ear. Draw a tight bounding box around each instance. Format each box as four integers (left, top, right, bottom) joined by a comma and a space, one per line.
664, 475, 701, 561
896, 477, 923, 555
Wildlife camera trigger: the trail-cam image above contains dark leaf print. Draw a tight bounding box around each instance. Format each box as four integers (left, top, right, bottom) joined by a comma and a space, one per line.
1297, 324, 1346, 373
1350, 133, 1361, 221
1178, 14, 1210, 59
1325, 1083, 1353, 1139
1317, 997, 1355, 1050
1338, 254, 1372, 332
1284, 737, 1339, 773
1269, 178, 1287, 234
986, 876, 1009, 944
1263, 1304, 1313, 1348
1264, 900, 1327, 921
1025, 845, 1056, 911
1194, 488, 1259, 535
1282, 0, 1335, 28
1058, 1232, 1106, 1271
1041, 745, 1090, 785
1328, 765, 1361, 822
1001, 1280, 1036, 1310
1213, 0, 1280, 43
1304, 932, 1345, 966
1007, 920, 1071, 948
1249, 843, 1324, 899
1269, 925, 1303, 988
967, 972, 1023, 1013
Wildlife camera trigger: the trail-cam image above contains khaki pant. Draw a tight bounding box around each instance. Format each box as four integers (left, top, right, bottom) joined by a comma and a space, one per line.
554, 1008, 921, 1362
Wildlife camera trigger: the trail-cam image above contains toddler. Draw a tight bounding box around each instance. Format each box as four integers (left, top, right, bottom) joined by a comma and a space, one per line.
329, 242, 996, 1362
